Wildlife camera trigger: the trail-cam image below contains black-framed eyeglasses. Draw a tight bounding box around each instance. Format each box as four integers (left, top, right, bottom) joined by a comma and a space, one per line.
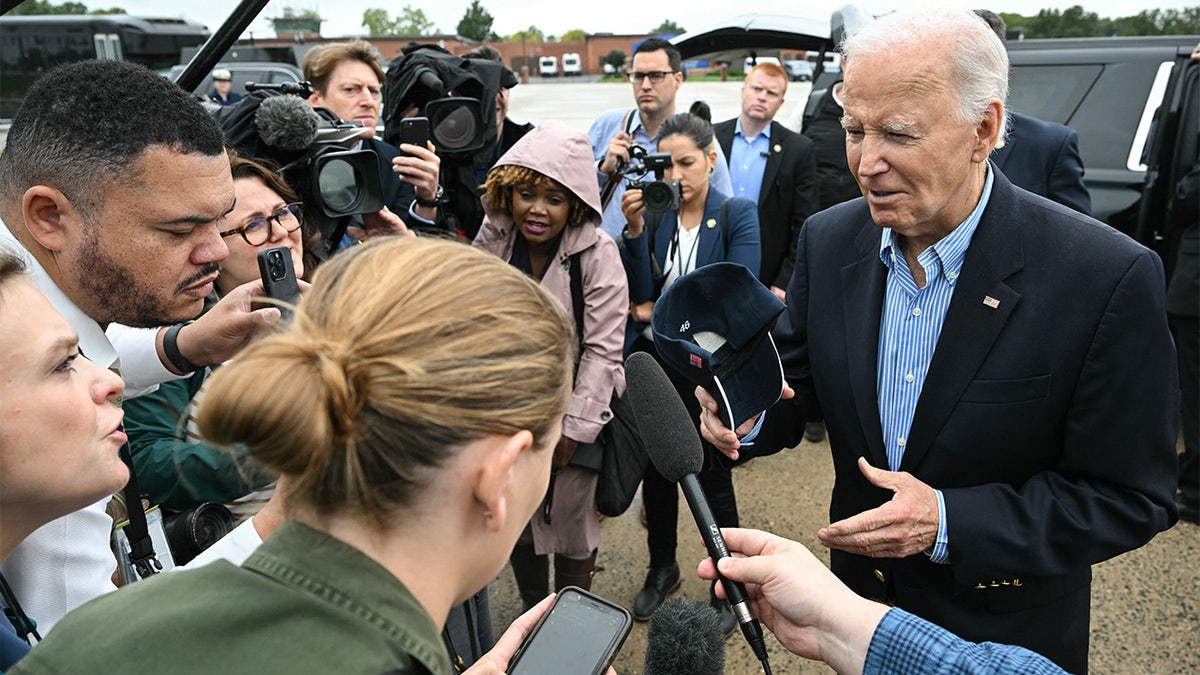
219, 202, 303, 246
628, 70, 677, 84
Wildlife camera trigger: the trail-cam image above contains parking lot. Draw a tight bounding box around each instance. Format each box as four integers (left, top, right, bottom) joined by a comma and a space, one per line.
507, 79, 815, 135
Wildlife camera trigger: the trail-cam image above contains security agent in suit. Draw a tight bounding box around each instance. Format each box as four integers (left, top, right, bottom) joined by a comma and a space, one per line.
991, 112, 1091, 216
714, 62, 820, 300
975, 10, 1091, 217
698, 11, 1178, 673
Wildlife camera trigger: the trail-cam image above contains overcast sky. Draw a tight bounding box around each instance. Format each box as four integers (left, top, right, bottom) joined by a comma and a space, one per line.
80, 1, 1198, 40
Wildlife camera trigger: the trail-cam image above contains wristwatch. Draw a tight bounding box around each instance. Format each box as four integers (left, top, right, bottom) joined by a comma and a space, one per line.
415, 185, 444, 208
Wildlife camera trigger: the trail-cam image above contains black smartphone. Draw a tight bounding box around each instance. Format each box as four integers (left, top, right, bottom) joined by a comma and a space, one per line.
399, 116, 430, 153
256, 246, 300, 320
508, 587, 632, 675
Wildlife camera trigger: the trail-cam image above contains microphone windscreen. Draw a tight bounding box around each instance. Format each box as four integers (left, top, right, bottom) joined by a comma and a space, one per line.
625, 352, 704, 481
255, 95, 320, 151
643, 599, 726, 675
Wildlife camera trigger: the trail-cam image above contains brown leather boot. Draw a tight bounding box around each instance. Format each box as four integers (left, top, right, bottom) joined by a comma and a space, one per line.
554, 549, 598, 592
510, 543, 549, 612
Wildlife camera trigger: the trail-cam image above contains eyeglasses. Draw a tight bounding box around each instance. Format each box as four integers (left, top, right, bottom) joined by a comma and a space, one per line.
628, 70, 677, 84
219, 202, 303, 246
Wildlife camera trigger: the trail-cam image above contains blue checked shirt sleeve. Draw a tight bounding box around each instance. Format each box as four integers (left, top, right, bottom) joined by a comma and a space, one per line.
864, 609, 1068, 675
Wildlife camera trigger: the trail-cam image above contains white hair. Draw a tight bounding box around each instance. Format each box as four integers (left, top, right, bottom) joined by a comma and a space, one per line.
842, 9, 1009, 128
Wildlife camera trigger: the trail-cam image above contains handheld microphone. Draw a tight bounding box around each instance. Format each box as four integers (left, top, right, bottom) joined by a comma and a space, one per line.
624, 352, 773, 673
644, 599, 725, 675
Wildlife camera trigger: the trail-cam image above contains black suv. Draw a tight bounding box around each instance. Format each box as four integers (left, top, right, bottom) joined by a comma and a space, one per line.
1006, 35, 1199, 228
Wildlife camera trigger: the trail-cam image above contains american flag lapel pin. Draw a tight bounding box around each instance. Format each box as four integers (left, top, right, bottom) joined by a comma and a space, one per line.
983, 295, 1000, 309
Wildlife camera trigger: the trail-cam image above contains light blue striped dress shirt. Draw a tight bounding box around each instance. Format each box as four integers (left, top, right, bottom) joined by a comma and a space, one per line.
876, 165, 994, 564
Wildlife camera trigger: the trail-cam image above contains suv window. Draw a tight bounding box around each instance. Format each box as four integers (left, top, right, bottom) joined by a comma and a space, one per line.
1008, 64, 1101, 125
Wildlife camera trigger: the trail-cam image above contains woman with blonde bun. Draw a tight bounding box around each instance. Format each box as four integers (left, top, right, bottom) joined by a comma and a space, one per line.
12, 237, 576, 675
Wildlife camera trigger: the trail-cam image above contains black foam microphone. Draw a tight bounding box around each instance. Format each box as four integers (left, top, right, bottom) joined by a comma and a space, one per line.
255, 94, 321, 152
624, 352, 773, 673
644, 599, 726, 675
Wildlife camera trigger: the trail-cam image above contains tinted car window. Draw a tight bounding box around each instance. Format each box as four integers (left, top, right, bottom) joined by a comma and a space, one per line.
1007, 64, 1101, 125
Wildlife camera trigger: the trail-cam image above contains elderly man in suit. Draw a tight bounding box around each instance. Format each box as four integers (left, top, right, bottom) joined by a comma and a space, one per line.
699, 10, 1178, 673
714, 62, 820, 302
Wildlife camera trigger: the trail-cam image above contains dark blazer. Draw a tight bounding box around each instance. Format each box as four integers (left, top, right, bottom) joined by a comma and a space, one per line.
757, 170, 1178, 672
620, 187, 760, 352
620, 186, 761, 303
714, 118, 821, 289
991, 112, 1092, 216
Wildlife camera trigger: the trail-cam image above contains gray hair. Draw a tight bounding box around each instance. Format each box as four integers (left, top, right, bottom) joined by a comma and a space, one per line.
842, 10, 1009, 128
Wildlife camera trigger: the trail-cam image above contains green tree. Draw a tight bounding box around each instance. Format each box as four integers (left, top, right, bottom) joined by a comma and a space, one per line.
604, 49, 626, 71
651, 19, 684, 34
8, 1, 123, 14
503, 26, 544, 43
361, 6, 437, 36
560, 28, 587, 43
456, 0, 494, 41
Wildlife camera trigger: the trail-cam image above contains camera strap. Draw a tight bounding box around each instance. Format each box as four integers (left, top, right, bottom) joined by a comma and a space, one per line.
117, 440, 162, 580
599, 109, 638, 210
647, 199, 730, 296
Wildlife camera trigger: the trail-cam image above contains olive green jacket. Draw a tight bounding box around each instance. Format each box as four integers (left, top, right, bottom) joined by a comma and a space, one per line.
12, 522, 451, 675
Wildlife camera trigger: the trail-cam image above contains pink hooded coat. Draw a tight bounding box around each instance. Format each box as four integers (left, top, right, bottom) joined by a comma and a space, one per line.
473, 121, 629, 445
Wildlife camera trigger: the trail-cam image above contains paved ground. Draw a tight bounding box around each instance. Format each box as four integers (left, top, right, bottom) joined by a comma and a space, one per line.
495, 81, 1200, 674
506, 79, 815, 136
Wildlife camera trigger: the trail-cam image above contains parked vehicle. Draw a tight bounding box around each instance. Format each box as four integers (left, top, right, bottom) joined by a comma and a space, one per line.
562, 53, 582, 76
1006, 35, 1200, 226
166, 61, 304, 99
743, 55, 781, 73
539, 56, 558, 77
784, 59, 814, 81
0, 14, 209, 118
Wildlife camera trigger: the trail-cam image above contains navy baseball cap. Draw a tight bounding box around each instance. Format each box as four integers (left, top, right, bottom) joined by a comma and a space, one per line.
651, 263, 786, 431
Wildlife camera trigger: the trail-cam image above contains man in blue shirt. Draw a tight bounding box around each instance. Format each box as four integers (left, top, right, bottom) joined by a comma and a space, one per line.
699, 9, 1178, 673
714, 62, 820, 302
589, 38, 732, 239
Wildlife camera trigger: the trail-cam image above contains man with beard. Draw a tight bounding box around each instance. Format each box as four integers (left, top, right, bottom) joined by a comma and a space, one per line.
0, 59, 280, 633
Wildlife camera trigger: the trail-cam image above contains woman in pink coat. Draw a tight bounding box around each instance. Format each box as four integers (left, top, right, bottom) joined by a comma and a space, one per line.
474, 121, 629, 609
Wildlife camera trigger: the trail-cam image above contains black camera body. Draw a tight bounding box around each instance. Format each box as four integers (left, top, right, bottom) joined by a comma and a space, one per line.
215, 85, 385, 258
624, 146, 681, 214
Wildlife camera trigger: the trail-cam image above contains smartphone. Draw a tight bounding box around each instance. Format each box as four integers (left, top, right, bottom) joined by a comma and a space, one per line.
399, 116, 430, 153
256, 246, 300, 320
508, 587, 632, 675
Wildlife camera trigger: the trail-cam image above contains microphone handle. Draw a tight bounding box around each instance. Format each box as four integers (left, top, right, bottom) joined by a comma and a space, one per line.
679, 473, 751, 612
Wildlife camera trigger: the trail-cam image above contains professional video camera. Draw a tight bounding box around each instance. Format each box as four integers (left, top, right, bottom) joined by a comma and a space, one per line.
214, 83, 385, 258
381, 43, 506, 158
623, 144, 682, 214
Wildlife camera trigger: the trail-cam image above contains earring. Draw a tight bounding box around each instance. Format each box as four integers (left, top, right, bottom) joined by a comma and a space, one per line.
482, 508, 493, 520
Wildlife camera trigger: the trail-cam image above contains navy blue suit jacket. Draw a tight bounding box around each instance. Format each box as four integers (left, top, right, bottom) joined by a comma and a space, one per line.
713, 119, 821, 289
991, 112, 1092, 216
757, 170, 1177, 670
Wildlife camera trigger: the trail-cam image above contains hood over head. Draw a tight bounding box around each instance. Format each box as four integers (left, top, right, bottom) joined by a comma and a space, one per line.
490, 121, 603, 223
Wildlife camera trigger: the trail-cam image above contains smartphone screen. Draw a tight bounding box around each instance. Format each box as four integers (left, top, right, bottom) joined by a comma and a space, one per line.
508, 587, 632, 675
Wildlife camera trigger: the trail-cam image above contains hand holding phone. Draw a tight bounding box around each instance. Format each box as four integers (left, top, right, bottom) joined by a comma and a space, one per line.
399, 116, 430, 154
508, 587, 631, 675
257, 246, 300, 320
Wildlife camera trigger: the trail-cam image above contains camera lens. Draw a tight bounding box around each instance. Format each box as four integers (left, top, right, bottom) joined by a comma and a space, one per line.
642, 180, 679, 213
432, 105, 478, 151
318, 158, 360, 212
163, 502, 235, 566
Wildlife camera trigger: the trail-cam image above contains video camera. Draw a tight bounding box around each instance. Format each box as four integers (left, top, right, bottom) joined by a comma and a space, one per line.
623, 144, 682, 214
214, 83, 385, 259
381, 43, 507, 159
